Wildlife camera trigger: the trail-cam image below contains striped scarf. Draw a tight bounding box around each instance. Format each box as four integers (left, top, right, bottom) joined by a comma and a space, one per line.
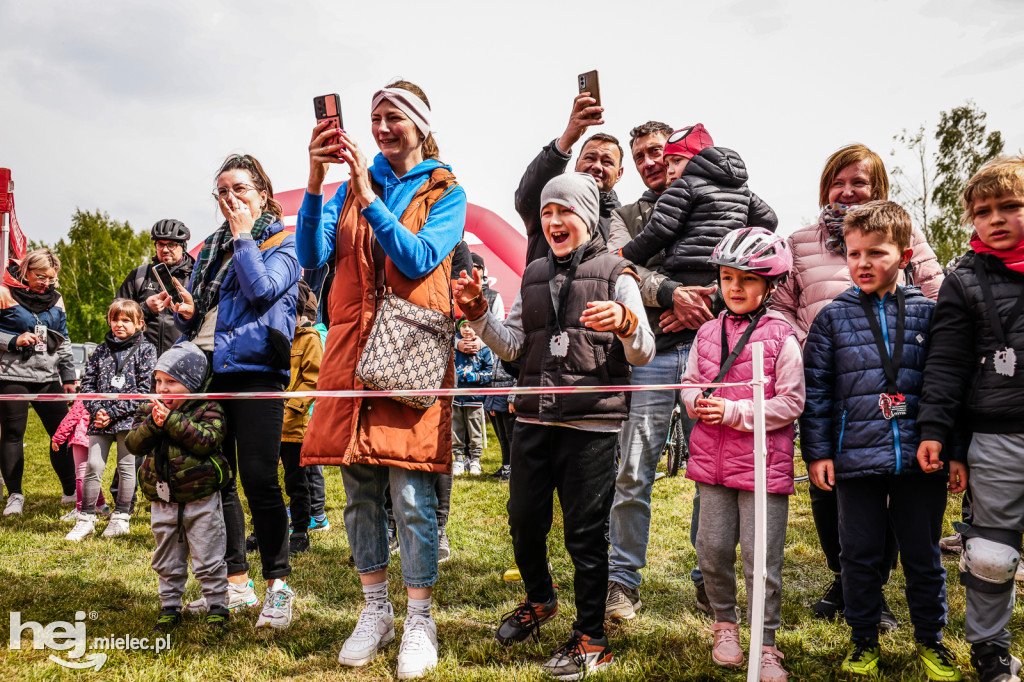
189, 213, 275, 334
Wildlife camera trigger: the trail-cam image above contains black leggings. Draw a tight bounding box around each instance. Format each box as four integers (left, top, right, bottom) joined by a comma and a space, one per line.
488, 409, 516, 468
279, 441, 311, 536
0, 380, 75, 496
211, 372, 291, 581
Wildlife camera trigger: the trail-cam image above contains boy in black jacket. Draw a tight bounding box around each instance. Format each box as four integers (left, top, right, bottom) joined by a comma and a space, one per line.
918, 155, 1024, 682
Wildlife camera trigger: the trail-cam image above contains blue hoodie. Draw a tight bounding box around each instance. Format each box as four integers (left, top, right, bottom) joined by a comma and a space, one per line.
296, 154, 467, 279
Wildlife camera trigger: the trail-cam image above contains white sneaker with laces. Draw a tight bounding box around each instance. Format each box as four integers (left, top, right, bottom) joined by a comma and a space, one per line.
59, 509, 79, 522
101, 512, 131, 537
396, 614, 438, 679
185, 579, 261, 613
4, 493, 25, 516
452, 459, 465, 476
60, 493, 77, 506
469, 459, 482, 475
338, 602, 395, 666
255, 581, 294, 629
65, 513, 96, 541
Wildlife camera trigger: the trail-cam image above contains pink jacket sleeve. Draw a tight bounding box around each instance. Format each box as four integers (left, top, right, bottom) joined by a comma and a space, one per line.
910, 225, 944, 300
52, 400, 87, 447
769, 235, 802, 334
680, 330, 707, 419
721, 335, 805, 433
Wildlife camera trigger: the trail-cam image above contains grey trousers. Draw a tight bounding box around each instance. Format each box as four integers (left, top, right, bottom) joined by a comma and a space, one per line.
452, 404, 484, 461
151, 493, 228, 611
963, 432, 1024, 648
696, 482, 789, 646
82, 433, 134, 515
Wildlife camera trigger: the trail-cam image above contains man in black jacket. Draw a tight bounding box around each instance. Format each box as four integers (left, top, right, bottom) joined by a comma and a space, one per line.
516, 93, 624, 264
116, 219, 195, 357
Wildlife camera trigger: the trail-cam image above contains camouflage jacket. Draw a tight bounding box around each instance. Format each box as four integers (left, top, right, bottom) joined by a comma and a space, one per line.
126, 399, 231, 504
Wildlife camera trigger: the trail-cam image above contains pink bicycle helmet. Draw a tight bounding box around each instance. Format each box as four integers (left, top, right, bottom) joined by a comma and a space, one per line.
709, 227, 792, 283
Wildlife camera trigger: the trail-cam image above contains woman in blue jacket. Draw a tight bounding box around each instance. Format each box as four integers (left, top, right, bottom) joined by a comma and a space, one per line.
168, 154, 300, 629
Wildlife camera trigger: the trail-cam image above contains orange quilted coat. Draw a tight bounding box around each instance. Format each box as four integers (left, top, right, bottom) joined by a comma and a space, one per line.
300, 169, 458, 473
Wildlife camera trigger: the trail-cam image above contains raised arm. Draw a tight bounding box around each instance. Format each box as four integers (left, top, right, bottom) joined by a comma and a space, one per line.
619, 180, 694, 266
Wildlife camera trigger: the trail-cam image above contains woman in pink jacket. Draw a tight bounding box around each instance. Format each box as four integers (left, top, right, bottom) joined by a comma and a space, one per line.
770, 143, 943, 626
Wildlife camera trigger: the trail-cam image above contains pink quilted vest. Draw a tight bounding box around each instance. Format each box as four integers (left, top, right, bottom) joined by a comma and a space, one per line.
685, 313, 797, 495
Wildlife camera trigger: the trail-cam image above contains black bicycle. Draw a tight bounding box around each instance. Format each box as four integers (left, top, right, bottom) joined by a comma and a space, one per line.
662, 401, 688, 477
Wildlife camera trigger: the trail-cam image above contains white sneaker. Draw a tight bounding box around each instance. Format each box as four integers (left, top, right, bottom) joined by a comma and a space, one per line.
65, 513, 96, 541
4, 493, 25, 516
451, 459, 465, 476
59, 509, 79, 522
469, 459, 482, 475
338, 602, 395, 667
60, 493, 77, 506
396, 614, 438, 679
255, 581, 294, 629
185, 579, 261, 613
101, 512, 131, 537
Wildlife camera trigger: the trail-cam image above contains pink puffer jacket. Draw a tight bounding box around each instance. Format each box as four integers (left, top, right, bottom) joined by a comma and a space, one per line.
771, 217, 944, 343
52, 400, 90, 449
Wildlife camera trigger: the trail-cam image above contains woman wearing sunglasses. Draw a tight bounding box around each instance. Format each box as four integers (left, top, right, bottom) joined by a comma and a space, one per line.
0, 248, 78, 516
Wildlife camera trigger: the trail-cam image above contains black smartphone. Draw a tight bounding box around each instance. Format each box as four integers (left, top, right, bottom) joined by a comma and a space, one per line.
578, 70, 601, 113
152, 262, 183, 305
313, 94, 344, 157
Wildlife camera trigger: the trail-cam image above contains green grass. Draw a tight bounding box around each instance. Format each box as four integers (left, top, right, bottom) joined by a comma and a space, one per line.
1, 414, 1022, 681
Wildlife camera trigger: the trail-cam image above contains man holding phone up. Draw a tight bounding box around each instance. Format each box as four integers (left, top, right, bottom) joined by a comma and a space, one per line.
117, 219, 195, 357
516, 88, 625, 265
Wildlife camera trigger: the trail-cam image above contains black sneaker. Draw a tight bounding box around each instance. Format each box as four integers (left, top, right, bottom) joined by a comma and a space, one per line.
971, 643, 1022, 682
541, 630, 613, 680
811, 575, 844, 620
694, 582, 711, 616
495, 597, 559, 645
879, 595, 898, 632
245, 533, 259, 553
289, 533, 310, 555
491, 465, 511, 482
153, 607, 182, 633
206, 605, 229, 631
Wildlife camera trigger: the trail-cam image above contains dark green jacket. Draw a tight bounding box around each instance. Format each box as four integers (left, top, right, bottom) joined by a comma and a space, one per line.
126, 399, 231, 504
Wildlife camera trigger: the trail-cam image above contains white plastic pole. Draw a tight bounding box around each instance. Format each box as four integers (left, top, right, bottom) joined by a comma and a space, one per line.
747, 341, 768, 682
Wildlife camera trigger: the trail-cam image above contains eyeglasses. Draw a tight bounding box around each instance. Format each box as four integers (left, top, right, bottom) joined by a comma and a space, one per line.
154, 241, 182, 251
31, 273, 58, 284
211, 183, 257, 200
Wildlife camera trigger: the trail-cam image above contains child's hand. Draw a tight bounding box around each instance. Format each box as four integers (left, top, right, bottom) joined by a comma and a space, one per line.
580, 301, 623, 333
453, 269, 483, 305
916, 440, 944, 473
51, 438, 59, 451
808, 459, 835, 491
150, 399, 169, 427
694, 397, 725, 425
948, 461, 968, 494
93, 410, 111, 429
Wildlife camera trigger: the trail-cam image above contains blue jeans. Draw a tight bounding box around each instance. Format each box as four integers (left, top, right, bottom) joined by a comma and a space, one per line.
608, 342, 700, 590
341, 463, 440, 588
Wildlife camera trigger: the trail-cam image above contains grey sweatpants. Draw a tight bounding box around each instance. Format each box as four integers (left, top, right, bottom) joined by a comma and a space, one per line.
151, 493, 228, 611
452, 404, 484, 461
963, 432, 1024, 648
82, 433, 134, 514
695, 482, 789, 646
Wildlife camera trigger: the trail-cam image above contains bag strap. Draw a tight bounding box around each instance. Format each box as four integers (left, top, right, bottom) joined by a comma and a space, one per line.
258, 230, 288, 252
701, 313, 764, 398
135, 264, 149, 294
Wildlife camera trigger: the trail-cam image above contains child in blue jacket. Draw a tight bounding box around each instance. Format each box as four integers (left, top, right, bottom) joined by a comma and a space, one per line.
801, 201, 958, 681
452, 321, 493, 475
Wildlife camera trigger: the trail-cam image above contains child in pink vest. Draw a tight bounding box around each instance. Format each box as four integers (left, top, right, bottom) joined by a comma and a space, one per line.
679, 228, 805, 682
51, 400, 107, 521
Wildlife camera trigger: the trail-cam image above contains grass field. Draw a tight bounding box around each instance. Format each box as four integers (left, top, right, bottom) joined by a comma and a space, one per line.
1, 413, 1021, 681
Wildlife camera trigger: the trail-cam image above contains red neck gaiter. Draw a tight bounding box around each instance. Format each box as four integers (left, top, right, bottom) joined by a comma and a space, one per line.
971, 234, 1024, 275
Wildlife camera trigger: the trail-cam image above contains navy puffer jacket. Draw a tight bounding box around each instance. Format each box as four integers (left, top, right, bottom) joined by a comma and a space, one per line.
801, 286, 934, 479
619, 146, 777, 287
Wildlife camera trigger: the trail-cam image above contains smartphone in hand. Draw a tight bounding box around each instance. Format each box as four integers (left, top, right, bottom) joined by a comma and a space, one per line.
578, 70, 601, 115
313, 94, 344, 157
152, 262, 183, 305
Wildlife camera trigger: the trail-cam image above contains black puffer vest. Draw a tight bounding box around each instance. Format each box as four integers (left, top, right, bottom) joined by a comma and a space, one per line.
515, 237, 632, 423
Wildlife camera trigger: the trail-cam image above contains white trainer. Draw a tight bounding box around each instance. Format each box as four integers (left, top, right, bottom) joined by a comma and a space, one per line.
65, 513, 96, 541
255, 581, 294, 629
338, 602, 395, 667
59, 509, 79, 522
3, 493, 25, 516
101, 512, 131, 538
185, 579, 261, 613
396, 614, 438, 680
469, 459, 482, 475
451, 459, 465, 476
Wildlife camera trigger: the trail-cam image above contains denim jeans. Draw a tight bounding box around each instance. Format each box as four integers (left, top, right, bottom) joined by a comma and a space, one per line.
307, 465, 326, 518
608, 341, 699, 590
342, 463, 440, 588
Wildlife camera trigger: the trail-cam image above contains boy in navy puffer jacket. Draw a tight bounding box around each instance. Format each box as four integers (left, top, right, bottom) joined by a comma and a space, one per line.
452, 321, 493, 475
802, 201, 958, 680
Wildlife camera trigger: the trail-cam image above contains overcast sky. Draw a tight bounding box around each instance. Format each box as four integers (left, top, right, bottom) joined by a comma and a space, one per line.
2, 0, 1023, 251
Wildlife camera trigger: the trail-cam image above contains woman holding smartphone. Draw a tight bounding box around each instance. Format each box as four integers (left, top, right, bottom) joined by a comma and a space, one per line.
166, 153, 300, 630
0, 249, 78, 516
296, 80, 466, 680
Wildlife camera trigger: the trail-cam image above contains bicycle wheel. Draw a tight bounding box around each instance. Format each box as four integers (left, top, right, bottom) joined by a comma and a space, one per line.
666, 411, 685, 477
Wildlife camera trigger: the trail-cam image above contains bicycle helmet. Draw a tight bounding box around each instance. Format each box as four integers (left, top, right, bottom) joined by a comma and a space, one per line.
709, 227, 792, 284
150, 218, 190, 243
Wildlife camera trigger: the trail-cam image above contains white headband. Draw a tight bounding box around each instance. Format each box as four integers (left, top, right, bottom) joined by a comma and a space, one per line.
370, 87, 431, 138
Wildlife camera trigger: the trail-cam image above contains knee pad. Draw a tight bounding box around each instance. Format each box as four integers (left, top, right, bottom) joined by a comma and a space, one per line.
960, 527, 1022, 594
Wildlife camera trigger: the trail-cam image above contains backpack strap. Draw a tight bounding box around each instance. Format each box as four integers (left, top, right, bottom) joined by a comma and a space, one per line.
258, 230, 288, 252
134, 264, 149, 295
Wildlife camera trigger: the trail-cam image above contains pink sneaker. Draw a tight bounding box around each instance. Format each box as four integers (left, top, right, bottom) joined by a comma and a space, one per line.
711, 622, 743, 667
760, 645, 788, 682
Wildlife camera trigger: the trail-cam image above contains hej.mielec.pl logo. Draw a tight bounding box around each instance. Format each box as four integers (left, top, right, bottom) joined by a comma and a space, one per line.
8, 610, 171, 670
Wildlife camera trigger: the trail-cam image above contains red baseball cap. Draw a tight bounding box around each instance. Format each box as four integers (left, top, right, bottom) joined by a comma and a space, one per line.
663, 123, 714, 159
